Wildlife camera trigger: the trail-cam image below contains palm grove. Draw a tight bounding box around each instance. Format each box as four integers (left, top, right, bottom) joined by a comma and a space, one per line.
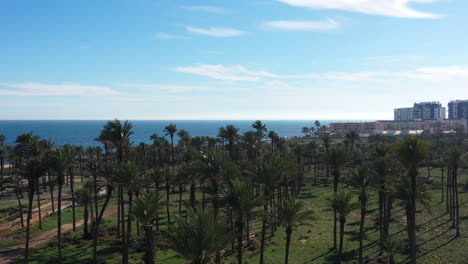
0, 120, 466, 264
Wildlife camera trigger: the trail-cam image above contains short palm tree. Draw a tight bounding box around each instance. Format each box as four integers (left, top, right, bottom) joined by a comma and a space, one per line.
252, 120, 267, 140
132, 190, 162, 264
75, 183, 95, 238
162, 208, 231, 264
222, 180, 261, 264
276, 195, 315, 264
345, 130, 359, 152
326, 190, 359, 264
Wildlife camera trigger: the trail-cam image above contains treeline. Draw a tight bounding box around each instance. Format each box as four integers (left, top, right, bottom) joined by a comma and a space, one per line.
0, 120, 466, 264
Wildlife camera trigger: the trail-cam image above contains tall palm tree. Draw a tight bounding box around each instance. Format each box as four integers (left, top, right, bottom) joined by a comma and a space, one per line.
132, 190, 162, 264
394, 136, 430, 264
326, 190, 359, 264
51, 147, 74, 264
327, 145, 348, 249
445, 147, 466, 237
161, 165, 175, 224
314, 120, 321, 135
164, 123, 178, 167
275, 194, 315, 264
222, 180, 261, 264
257, 155, 281, 264
162, 208, 231, 264
103, 119, 134, 163
267, 130, 279, 153
114, 161, 144, 264
63, 144, 78, 231
348, 166, 373, 264
301, 127, 310, 137
177, 129, 191, 148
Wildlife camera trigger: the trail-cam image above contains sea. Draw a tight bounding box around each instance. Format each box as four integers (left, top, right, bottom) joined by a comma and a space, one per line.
0, 120, 365, 147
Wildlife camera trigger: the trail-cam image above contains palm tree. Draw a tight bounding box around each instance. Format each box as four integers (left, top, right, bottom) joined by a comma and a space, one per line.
164, 123, 178, 167
327, 145, 348, 249
445, 147, 466, 237
301, 127, 310, 137
267, 130, 279, 153
314, 120, 321, 135
257, 155, 281, 264
177, 129, 191, 148
276, 194, 315, 264
348, 166, 373, 264
51, 147, 74, 264
222, 180, 261, 264
103, 119, 134, 163
252, 120, 267, 140
132, 190, 162, 264
394, 136, 430, 264
63, 144, 78, 231
162, 208, 231, 264
326, 190, 359, 264
225, 125, 240, 158
75, 183, 95, 238
161, 165, 175, 224
345, 130, 359, 153
114, 161, 144, 264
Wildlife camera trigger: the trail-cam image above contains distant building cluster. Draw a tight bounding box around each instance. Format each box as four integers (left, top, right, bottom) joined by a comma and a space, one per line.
394, 101, 446, 121
330, 99, 468, 136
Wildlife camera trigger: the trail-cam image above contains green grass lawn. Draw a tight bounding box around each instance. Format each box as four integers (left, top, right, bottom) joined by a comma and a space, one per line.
6, 167, 468, 263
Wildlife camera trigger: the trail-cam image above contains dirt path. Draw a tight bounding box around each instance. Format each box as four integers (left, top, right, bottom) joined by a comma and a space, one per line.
0, 196, 72, 234
0, 206, 118, 263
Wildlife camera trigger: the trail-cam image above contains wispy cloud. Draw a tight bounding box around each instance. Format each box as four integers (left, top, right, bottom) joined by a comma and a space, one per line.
174, 64, 278, 81
123, 83, 215, 93
180, 5, 232, 14
261, 19, 340, 31
186, 26, 246, 37
155, 32, 186, 40
0, 82, 120, 96
277, 0, 442, 18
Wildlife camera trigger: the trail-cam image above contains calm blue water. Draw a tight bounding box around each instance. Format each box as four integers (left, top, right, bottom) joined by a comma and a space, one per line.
0, 120, 361, 147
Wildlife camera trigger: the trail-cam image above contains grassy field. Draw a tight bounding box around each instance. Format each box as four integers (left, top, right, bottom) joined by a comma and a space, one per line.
2, 167, 467, 264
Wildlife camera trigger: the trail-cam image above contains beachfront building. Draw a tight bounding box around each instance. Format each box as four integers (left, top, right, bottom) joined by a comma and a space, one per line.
448, 100, 468, 119
413, 101, 445, 121
394, 107, 414, 121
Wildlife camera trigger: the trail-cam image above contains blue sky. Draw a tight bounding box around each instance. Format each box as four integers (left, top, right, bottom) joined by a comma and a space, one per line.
1, 0, 468, 120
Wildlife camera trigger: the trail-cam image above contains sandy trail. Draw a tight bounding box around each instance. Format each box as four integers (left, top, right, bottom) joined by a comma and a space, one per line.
0, 206, 117, 263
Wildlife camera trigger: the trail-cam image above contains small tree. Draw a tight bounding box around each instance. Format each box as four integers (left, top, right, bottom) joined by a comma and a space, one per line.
276, 195, 315, 264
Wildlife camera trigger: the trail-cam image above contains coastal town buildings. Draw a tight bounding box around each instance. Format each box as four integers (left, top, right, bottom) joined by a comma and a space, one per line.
394, 107, 414, 121
448, 100, 468, 119
394, 102, 446, 121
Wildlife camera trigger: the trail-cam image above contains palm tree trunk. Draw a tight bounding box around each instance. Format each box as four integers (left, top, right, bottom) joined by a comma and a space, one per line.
84, 205, 89, 238
237, 219, 244, 264
338, 217, 345, 264
15, 187, 24, 227
93, 185, 113, 263
36, 184, 42, 229
440, 167, 444, 203
24, 182, 35, 263
358, 198, 366, 264
259, 190, 268, 264
190, 181, 196, 209
125, 192, 133, 264
57, 184, 63, 264
166, 181, 171, 224
178, 185, 182, 212
454, 168, 460, 237
120, 188, 127, 264
70, 168, 76, 232
284, 227, 292, 264
144, 226, 154, 264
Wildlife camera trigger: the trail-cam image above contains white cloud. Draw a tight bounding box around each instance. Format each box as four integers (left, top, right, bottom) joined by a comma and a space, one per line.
186, 26, 246, 37
174, 64, 278, 81
398, 66, 468, 82
123, 83, 215, 93
261, 19, 340, 31
155, 32, 185, 39
277, 0, 442, 18
0, 82, 120, 96
180, 5, 232, 14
